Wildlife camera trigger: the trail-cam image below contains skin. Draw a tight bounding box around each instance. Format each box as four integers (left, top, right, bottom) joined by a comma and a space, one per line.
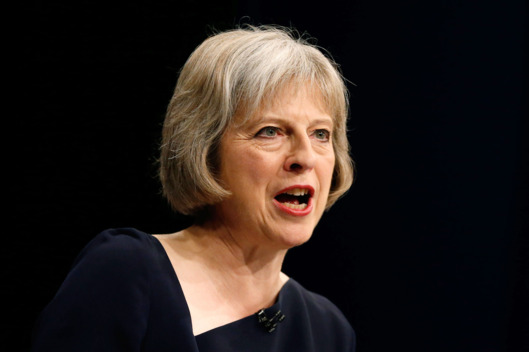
155, 84, 336, 335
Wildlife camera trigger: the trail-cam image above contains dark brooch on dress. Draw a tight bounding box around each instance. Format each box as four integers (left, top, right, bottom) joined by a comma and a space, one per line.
255, 309, 286, 333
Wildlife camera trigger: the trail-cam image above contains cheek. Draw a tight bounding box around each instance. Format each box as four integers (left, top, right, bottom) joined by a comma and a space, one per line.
222, 148, 277, 189
320, 154, 336, 192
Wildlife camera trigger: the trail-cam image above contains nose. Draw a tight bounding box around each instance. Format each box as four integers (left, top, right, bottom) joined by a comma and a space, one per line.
284, 134, 316, 173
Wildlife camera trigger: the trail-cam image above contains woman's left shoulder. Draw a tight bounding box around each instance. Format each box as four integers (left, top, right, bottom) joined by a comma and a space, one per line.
284, 279, 356, 349
287, 279, 349, 320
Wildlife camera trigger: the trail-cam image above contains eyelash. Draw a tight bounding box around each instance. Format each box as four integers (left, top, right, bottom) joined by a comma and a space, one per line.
256, 126, 281, 138
313, 129, 331, 141
256, 127, 331, 142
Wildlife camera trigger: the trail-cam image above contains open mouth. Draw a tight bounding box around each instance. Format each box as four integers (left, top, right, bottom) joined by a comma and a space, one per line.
274, 187, 313, 210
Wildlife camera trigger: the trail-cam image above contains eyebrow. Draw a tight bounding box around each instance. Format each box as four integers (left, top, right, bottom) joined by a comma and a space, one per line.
255, 116, 334, 128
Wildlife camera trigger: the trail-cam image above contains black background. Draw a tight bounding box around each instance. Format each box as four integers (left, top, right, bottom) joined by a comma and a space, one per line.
12, 0, 527, 351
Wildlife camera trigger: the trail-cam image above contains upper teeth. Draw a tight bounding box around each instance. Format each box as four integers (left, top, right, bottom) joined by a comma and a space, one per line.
284, 188, 310, 196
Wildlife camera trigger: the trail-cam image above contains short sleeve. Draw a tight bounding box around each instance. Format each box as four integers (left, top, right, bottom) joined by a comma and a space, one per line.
31, 228, 152, 352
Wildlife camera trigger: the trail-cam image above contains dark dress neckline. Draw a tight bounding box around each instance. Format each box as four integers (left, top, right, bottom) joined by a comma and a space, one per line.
31, 228, 355, 352
149, 233, 292, 338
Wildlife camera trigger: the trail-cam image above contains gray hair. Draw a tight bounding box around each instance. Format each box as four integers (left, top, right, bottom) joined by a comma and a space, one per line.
159, 25, 353, 215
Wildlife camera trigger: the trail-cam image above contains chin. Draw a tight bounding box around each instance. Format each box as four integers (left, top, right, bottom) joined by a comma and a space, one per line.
275, 226, 315, 249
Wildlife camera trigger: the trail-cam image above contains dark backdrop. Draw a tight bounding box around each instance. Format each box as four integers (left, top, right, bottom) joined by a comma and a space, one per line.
12, 1, 527, 351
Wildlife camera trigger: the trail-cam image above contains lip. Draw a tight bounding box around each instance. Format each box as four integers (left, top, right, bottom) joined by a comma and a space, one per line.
273, 185, 315, 217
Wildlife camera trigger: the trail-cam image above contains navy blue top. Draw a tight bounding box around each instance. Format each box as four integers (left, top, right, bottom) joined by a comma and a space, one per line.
31, 228, 356, 351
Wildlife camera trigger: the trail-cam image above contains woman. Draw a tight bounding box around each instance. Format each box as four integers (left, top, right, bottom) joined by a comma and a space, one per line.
32, 25, 355, 351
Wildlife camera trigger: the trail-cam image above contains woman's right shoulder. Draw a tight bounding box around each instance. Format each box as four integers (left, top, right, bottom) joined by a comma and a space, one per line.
68, 227, 161, 281
82, 227, 155, 255
31, 228, 163, 351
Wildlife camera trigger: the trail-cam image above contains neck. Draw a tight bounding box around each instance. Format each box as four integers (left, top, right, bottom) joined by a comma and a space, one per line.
157, 220, 291, 335
182, 223, 289, 297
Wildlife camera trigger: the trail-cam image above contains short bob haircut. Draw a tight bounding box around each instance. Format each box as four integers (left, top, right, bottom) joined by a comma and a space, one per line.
159, 25, 354, 216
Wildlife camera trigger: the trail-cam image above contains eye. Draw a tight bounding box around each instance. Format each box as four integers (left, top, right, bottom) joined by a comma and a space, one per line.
256, 126, 280, 138
313, 129, 331, 141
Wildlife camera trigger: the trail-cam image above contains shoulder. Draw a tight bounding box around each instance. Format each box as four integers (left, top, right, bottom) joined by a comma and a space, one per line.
284, 279, 356, 350
75, 228, 158, 269
287, 279, 352, 328
81, 227, 155, 255
31, 228, 160, 350
59, 228, 160, 296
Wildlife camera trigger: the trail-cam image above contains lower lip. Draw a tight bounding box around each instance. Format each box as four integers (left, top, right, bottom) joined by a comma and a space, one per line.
273, 197, 313, 216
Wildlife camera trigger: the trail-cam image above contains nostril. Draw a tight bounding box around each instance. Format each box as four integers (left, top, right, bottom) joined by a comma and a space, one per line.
289, 163, 302, 170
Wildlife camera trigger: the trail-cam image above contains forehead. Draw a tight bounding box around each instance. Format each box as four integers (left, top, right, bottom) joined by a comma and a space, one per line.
235, 82, 333, 126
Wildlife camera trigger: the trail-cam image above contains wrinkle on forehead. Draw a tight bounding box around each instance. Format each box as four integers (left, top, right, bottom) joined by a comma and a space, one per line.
233, 81, 332, 127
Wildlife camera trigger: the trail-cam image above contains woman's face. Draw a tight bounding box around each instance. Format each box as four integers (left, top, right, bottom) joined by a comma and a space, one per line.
214, 84, 335, 249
